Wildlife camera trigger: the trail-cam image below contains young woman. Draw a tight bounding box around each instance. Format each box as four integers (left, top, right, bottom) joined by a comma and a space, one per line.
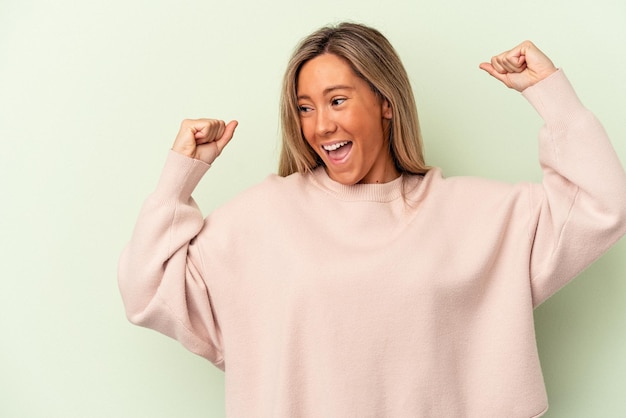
119, 22, 626, 417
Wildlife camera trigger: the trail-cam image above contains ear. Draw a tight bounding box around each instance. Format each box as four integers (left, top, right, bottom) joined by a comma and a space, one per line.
381, 99, 392, 119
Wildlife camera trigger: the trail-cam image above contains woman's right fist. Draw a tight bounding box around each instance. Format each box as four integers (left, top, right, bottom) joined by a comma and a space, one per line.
172, 118, 238, 165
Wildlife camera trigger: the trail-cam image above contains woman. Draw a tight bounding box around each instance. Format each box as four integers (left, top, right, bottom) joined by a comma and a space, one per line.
118, 22, 626, 417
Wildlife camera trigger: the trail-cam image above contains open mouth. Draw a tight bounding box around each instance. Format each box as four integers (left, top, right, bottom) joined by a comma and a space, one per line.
322, 141, 353, 162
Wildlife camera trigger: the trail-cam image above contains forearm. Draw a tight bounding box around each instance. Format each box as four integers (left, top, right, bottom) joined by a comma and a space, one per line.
118, 151, 209, 323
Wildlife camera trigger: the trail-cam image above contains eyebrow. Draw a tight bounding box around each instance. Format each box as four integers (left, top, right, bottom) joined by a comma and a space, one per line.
297, 84, 354, 100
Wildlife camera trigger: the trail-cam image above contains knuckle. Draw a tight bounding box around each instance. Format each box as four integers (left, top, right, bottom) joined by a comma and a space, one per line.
180, 118, 194, 128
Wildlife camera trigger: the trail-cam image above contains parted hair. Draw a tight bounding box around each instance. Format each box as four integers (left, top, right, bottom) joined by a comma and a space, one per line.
278, 22, 429, 177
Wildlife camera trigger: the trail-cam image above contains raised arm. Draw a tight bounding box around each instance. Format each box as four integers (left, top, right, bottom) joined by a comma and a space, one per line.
481, 42, 626, 305
117, 118, 237, 367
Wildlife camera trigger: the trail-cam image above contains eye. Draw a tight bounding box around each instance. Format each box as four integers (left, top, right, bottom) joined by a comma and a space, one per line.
331, 98, 346, 106
298, 105, 313, 113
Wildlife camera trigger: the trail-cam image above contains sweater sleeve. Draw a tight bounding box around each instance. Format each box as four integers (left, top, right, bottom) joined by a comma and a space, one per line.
118, 150, 224, 369
523, 70, 626, 307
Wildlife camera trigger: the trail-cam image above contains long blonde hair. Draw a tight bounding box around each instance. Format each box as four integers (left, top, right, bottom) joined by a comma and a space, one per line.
278, 22, 429, 177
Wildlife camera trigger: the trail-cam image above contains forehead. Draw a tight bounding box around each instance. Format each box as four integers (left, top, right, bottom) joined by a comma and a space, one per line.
297, 53, 360, 93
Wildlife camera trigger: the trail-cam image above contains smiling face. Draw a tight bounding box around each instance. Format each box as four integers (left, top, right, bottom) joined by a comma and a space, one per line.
296, 53, 398, 185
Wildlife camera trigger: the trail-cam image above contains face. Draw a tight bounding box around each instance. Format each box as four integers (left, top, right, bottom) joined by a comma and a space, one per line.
296, 53, 398, 185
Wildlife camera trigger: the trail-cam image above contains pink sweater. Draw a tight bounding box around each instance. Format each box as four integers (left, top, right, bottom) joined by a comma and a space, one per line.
118, 70, 626, 417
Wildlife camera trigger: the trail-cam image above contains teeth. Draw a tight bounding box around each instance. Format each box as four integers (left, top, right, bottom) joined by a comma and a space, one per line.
323, 141, 349, 151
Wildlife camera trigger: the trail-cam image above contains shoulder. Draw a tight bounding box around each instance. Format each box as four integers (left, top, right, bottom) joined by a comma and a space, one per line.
238, 171, 308, 201
211, 172, 309, 217
420, 168, 535, 210
422, 167, 517, 194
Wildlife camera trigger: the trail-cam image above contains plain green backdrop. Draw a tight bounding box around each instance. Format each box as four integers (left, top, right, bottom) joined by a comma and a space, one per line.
1, 0, 625, 417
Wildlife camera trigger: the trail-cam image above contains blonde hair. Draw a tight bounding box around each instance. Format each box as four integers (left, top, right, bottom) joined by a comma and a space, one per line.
278, 22, 429, 177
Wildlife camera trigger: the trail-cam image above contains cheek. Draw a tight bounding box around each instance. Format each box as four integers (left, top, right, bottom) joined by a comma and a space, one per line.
300, 119, 316, 147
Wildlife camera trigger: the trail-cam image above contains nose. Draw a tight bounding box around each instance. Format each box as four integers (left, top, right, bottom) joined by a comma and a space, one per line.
315, 108, 337, 136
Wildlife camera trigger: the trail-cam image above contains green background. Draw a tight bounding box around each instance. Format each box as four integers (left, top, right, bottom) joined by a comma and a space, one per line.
1, 0, 624, 416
